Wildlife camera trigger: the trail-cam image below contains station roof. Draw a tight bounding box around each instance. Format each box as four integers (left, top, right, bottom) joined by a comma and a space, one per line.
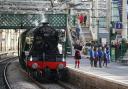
0, 0, 68, 14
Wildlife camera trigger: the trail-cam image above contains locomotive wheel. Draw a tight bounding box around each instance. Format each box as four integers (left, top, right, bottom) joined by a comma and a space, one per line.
30, 70, 35, 78
26, 68, 31, 76
19, 58, 26, 70
51, 71, 58, 82
33, 71, 38, 79
35, 71, 44, 82
41, 69, 58, 83
58, 68, 69, 81
39, 70, 50, 83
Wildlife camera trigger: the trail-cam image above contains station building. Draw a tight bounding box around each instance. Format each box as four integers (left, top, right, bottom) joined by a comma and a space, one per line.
0, 0, 127, 52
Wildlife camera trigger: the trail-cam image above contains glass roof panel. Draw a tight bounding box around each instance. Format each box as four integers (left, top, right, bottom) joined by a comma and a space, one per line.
0, 0, 53, 14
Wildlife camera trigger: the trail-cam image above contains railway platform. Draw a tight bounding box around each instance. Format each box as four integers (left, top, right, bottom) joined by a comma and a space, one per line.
6, 56, 128, 89
6, 60, 41, 89
66, 56, 128, 89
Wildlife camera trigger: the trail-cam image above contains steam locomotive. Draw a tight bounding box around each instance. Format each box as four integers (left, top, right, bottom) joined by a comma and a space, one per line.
18, 23, 68, 82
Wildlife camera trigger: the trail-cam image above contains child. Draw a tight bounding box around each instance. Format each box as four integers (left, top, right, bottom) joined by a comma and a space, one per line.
103, 48, 107, 67
98, 47, 102, 68
89, 46, 94, 67
94, 47, 98, 67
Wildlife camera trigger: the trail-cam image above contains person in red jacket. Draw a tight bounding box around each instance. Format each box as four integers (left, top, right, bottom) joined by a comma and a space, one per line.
74, 50, 81, 68
78, 14, 84, 25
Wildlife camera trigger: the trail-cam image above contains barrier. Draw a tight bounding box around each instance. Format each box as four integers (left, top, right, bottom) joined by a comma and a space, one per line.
0, 51, 17, 60
0, 52, 8, 60
67, 68, 128, 89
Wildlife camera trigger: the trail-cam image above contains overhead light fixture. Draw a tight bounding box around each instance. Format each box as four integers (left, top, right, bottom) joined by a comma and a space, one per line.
45, 8, 49, 11
54, 0, 58, 3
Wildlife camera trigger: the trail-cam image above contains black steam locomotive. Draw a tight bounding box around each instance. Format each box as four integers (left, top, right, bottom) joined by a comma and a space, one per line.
18, 23, 68, 81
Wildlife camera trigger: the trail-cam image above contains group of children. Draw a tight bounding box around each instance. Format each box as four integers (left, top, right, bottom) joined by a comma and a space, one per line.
74, 44, 110, 68
89, 46, 110, 68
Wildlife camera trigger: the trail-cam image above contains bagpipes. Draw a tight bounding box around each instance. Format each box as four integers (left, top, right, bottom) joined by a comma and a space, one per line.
74, 44, 82, 51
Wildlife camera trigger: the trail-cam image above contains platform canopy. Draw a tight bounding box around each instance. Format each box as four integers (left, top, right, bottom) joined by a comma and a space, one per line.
0, 0, 69, 14
0, 14, 67, 29
0, 0, 69, 29
0, 0, 79, 29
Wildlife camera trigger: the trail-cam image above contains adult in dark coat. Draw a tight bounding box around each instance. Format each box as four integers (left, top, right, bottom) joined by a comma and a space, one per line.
84, 15, 87, 26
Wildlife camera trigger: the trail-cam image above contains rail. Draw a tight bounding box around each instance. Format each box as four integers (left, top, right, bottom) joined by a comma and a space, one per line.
4, 57, 18, 89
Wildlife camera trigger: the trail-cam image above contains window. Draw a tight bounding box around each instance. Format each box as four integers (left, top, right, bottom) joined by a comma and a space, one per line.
99, 18, 106, 28
26, 36, 33, 45
112, 1, 120, 22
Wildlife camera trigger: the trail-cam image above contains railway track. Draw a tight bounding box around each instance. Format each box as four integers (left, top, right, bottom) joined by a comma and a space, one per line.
4, 58, 77, 89
0, 56, 17, 89
37, 81, 78, 89
25, 76, 77, 89
19, 68, 77, 89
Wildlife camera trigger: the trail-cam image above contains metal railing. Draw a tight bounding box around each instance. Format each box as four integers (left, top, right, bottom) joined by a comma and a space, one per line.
114, 40, 128, 63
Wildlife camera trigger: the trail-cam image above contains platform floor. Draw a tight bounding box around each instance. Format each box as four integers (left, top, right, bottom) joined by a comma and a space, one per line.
7, 60, 42, 89
66, 56, 128, 86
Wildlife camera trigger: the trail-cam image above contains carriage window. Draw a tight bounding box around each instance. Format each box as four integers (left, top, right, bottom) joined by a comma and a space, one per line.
58, 29, 66, 43
24, 36, 33, 51
26, 36, 33, 45
57, 29, 66, 54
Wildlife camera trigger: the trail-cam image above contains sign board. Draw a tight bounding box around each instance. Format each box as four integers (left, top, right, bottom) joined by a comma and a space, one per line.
101, 38, 107, 46
114, 22, 123, 29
